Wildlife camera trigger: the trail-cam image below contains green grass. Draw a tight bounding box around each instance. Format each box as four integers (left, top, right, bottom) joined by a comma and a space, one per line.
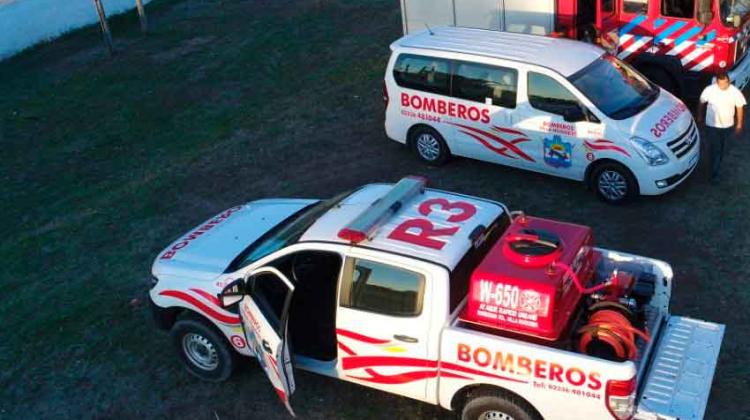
1, 1, 748, 418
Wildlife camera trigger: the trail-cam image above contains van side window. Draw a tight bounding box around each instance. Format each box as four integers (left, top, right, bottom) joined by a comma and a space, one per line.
662, 0, 694, 18
339, 258, 425, 317
393, 54, 451, 95
623, 0, 648, 14
453, 61, 518, 108
527, 72, 582, 118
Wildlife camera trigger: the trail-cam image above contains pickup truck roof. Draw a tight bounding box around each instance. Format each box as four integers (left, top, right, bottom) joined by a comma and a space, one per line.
300, 182, 507, 270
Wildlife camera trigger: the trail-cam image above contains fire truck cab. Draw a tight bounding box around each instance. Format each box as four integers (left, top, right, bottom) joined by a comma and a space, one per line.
149, 177, 724, 420
400, 0, 750, 96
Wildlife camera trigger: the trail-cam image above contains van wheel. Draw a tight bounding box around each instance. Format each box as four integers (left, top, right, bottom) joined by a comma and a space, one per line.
591, 162, 638, 204
461, 389, 540, 420
171, 317, 235, 382
409, 126, 450, 166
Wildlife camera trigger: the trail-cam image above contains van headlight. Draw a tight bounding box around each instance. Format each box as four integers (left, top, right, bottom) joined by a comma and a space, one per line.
630, 137, 669, 166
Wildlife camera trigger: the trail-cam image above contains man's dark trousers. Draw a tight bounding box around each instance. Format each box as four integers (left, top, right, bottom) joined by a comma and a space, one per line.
706, 126, 732, 179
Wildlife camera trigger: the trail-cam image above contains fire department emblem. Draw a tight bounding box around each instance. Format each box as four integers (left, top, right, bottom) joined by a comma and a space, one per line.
543, 135, 573, 168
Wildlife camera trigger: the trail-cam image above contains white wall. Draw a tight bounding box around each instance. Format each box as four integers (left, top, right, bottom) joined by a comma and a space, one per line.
0, 0, 151, 60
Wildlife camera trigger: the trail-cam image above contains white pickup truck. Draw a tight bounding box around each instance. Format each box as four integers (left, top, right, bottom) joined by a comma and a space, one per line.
149, 177, 724, 420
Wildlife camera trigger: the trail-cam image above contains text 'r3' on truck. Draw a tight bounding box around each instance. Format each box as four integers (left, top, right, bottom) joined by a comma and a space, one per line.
149, 176, 725, 420
400, 0, 750, 97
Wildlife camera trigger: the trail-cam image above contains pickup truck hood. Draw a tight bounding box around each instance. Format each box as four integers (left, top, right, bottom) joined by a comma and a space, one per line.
614, 89, 693, 143
152, 199, 317, 281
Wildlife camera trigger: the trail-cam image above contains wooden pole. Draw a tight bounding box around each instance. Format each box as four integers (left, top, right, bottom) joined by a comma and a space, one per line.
136, 0, 148, 34
93, 0, 113, 55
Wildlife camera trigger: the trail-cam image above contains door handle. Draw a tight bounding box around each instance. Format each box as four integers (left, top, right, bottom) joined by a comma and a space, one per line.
393, 334, 419, 343
262, 339, 273, 354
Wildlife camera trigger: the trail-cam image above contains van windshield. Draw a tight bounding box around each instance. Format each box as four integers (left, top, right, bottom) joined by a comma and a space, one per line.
568, 55, 659, 120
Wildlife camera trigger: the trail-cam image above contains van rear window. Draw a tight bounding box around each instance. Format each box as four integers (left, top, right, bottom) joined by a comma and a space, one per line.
393, 54, 451, 95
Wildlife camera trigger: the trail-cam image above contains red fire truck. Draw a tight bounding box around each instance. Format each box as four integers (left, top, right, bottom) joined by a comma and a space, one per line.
400, 0, 750, 97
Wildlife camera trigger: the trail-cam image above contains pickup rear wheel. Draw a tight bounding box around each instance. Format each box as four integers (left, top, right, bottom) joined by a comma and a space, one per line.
461, 389, 541, 420
171, 318, 235, 382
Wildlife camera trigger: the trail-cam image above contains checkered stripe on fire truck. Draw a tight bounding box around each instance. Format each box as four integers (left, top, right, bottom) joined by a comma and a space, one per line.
613, 15, 717, 72
336, 329, 527, 385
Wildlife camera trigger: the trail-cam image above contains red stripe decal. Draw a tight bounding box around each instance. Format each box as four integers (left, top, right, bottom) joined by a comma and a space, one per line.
450, 123, 535, 162
336, 329, 390, 344
189, 288, 221, 306
683, 48, 713, 69
342, 356, 439, 370
440, 370, 473, 380
492, 125, 525, 136
337, 341, 356, 356
440, 361, 528, 384
460, 130, 517, 159
347, 369, 439, 384
584, 140, 631, 157
274, 387, 287, 402
159, 290, 240, 324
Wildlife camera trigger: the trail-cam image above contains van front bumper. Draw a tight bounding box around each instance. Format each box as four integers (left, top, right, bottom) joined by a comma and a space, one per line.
637, 142, 700, 196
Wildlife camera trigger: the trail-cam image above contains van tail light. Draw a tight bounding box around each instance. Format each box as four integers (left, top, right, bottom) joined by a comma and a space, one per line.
382, 81, 389, 108
606, 376, 637, 420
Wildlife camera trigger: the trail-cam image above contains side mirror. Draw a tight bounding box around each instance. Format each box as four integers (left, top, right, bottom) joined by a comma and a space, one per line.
218, 279, 245, 308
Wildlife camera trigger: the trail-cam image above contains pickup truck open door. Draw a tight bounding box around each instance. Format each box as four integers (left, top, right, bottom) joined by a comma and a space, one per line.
220, 267, 297, 416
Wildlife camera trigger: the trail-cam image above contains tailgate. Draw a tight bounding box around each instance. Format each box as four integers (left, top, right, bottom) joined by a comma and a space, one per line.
635, 316, 725, 420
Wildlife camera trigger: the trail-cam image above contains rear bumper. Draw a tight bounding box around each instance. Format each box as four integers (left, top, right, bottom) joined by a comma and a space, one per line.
728, 52, 750, 91
634, 316, 725, 420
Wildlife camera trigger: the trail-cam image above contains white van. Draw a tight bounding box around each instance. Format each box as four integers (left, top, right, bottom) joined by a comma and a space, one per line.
384, 27, 700, 203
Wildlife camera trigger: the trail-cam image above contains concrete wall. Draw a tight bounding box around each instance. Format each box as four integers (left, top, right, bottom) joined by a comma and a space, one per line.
0, 0, 151, 60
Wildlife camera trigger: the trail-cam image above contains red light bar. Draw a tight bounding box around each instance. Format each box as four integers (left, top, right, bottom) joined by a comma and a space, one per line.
337, 176, 427, 243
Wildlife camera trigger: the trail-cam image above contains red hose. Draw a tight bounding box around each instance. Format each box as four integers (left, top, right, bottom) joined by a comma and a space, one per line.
578, 309, 650, 360
552, 261, 611, 294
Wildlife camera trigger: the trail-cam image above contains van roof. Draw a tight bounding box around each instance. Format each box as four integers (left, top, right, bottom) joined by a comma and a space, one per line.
391, 27, 605, 77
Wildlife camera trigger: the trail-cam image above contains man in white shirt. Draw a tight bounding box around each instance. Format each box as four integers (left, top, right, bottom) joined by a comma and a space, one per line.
697, 72, 746, 181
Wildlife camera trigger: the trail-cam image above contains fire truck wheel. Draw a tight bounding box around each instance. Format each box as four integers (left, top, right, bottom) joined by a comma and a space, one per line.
591, 162, 638, 204
461, 389, 541, 420
409, 125, 450, 166
171, 317, 235, 382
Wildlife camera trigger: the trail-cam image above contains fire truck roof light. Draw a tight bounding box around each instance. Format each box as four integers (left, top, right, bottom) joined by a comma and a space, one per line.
337, 176, 427, 243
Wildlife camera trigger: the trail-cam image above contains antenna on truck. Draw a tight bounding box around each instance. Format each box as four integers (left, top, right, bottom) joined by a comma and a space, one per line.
425, 23, 434, 35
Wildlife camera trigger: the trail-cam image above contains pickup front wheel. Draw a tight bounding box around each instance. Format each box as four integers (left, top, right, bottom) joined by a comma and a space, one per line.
171, 317, 235, 382
461, 389, 540, 420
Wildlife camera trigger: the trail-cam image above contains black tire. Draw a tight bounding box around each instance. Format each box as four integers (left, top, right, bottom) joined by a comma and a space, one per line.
461, 389, 541, 420
590, 162, 639, 205
640, 66, 678, 95
171, 317, 236, 382
409, 125, 450, 166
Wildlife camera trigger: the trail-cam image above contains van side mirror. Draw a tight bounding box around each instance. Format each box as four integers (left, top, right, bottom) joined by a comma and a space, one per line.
697, 0, 713, 25
218, 279, 245, 307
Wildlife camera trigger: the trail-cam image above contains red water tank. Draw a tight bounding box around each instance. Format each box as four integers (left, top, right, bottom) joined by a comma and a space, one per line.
461, 215, 597, 341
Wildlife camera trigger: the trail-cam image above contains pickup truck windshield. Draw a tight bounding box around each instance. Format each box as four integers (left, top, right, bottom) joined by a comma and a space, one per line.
720, 0, 750, 25
569, 55, 659, 120
227, 191, 352, 271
